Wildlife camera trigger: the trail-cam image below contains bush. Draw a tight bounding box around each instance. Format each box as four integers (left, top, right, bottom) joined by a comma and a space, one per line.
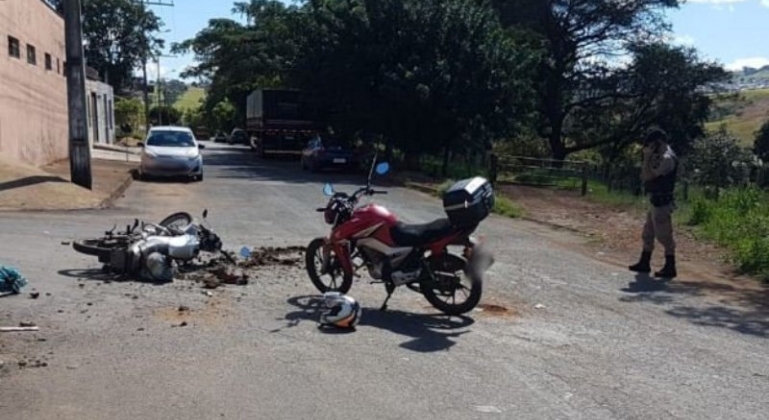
688, 187, 769, 280
687, 198, 712, 226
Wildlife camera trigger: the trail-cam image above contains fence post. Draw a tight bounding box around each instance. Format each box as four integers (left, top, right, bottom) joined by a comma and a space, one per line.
489, 154, 498, 186
581, 164, 588, 196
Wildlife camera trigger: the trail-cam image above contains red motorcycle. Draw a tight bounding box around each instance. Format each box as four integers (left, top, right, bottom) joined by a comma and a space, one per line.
305, 160, 495, 315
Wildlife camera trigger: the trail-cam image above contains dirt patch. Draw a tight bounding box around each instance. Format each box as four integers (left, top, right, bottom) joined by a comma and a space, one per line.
243, 246, 306, 268
476, 303, 517, 318
497, 184, 769, 309
153, 295, 234, 327
176, 246, 306, 287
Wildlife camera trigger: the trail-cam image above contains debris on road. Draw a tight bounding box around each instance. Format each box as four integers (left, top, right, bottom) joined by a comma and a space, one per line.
30, 291, 40, 299
534, 303, 546, 309
178, 305, 190, 312
243, 246, 305, 268
1, 326, 40, 332
0, 265, 28, 295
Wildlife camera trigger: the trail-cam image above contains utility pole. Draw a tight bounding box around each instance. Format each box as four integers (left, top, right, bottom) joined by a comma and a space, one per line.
155, 54, 176, 126
64, 0, 92, 189
138, 0, 174, 130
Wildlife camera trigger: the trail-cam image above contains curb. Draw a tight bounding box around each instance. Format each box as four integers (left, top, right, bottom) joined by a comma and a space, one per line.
99, 168, 138, 209
403, 181, 440, 196
94, 143, 141, 155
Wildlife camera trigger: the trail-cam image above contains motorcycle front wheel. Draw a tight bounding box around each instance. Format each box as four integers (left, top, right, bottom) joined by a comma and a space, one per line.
421, 253, 482, 316
305, 237, 353, 294
158, 212, 193, 233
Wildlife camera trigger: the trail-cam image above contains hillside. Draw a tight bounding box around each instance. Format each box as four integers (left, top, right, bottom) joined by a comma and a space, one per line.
731, 65, 769, 85
705, 88, 769, 146
174, 87, 206, 112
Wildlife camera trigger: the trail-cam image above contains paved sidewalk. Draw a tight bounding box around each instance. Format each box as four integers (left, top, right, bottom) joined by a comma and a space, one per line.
0, 153, 137, 211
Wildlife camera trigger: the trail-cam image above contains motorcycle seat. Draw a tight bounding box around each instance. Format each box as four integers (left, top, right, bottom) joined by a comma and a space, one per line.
390, 218, 455, 247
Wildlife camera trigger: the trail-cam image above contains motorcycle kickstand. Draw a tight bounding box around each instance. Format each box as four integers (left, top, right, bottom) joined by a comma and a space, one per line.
380, 282, 396, 311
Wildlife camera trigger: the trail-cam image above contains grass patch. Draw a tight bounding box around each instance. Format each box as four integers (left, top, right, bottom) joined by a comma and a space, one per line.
705, 88, 769, 146
493, 196, 523, 218
682, 187, 769, 280
174, 87, 206, 112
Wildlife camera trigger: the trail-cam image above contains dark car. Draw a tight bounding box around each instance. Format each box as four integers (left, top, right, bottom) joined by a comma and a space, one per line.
213, 131, 227, 143
227, 128, 250, 145
301, 137, 356, 172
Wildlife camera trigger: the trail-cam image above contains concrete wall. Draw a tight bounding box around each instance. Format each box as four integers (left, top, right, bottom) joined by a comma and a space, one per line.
85, 80, 115, 146
0, 0, 68, 166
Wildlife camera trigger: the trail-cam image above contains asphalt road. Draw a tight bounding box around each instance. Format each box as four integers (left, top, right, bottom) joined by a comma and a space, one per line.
1, 143, 767, 420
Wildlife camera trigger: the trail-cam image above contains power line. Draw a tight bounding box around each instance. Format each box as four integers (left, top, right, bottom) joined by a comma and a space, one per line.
137, 0, 174, 130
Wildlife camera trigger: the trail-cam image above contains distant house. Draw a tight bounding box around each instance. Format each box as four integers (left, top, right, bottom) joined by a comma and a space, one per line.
0, 0, 115, 167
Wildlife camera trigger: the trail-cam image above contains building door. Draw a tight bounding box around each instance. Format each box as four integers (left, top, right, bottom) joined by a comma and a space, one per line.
91, 92, 99, 143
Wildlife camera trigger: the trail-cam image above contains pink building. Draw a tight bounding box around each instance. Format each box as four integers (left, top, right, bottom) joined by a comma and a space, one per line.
0, 0, 114, 167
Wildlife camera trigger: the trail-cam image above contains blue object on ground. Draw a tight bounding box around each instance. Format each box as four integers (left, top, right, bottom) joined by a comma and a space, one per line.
0, 265, 28, 294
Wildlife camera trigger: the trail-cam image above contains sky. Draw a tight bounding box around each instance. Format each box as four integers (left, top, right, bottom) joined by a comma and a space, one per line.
146, 0, 769, 81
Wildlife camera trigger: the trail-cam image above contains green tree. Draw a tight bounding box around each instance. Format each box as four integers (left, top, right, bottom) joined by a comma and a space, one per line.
289, 0, 538, 173
488, 0, 726, 160
149, 106, 181, 126
687, 126, 752, 193
114, 97, 143, 134
753, 119, 769, 162
211, 99, 237, 132
50, 0, 165, 93
577, 42, 728, 162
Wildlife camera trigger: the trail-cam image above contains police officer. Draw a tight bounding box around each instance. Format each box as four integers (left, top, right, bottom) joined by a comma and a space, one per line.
629, 128, 679, 278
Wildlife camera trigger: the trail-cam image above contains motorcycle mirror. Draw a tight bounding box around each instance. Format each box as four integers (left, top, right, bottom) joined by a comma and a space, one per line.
323, 183, 335, 197
375, 162, 390, 175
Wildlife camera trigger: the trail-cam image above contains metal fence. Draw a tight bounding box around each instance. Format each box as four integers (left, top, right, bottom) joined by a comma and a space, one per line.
489, 155, 591, 196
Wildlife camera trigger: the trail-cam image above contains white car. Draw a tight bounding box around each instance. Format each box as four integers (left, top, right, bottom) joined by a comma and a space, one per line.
139, 126, 205, 182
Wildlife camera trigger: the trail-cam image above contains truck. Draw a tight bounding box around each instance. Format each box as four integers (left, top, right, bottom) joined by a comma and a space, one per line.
246, 89, 321, 158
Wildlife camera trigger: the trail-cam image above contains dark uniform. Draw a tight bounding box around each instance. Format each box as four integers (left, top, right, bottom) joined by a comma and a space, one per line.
629, 129, 678, 278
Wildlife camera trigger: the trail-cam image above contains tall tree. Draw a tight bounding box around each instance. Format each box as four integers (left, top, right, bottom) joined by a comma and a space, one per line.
172, 1, 301, 129
491, 0, 697, 160
290, 0, 538, 169
48, 0, 165, 93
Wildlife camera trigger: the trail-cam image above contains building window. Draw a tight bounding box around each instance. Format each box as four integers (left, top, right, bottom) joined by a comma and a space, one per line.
8, 36, 20, 58
27, 44, 37, 65
45, 53, 52, 70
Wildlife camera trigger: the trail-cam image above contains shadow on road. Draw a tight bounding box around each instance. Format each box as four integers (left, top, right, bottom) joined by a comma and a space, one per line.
0, 175, 67, 192
280, 295, 474, 352
200, 146, 376, 186
57, 268, 171, 285
620, 273, 769, 338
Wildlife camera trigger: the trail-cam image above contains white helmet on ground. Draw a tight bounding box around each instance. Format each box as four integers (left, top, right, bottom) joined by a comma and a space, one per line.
319, 292, 361, 329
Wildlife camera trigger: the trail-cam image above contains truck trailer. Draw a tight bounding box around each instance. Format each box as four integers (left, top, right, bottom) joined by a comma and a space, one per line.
246, 89, 320, 158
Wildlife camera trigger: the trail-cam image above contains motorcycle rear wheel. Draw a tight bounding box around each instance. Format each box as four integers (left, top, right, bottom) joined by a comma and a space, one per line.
421, 253, 482, 316
72, 237, 130, 260
306, 237, 353, 294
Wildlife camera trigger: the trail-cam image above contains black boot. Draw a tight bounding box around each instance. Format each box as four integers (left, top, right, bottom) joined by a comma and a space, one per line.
629, 251, 652, 273
655, 255, 677, 278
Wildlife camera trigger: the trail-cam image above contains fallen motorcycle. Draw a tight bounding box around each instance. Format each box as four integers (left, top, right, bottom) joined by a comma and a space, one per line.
72, 210, 233, 281
306, 157, 495, 316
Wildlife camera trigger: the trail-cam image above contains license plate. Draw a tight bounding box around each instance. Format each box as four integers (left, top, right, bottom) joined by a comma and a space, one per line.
333, 158, 346, 164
